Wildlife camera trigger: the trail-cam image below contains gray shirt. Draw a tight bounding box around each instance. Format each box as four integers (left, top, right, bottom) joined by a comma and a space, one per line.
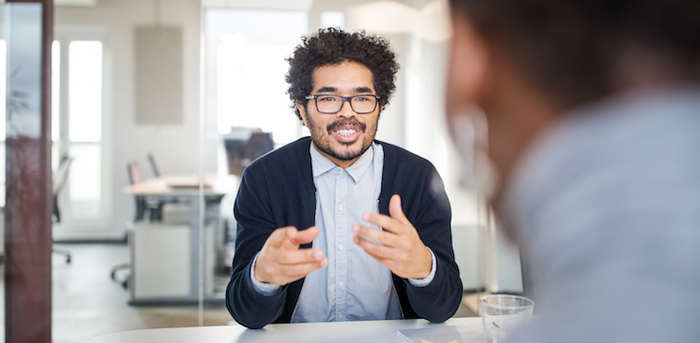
502, 87, 700, 342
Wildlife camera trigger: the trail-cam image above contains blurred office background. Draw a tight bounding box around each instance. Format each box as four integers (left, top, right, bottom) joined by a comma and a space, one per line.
0, 0, 522, 342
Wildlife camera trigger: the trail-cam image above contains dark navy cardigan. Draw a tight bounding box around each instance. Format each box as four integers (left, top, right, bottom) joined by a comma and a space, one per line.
226, 137, 462, 329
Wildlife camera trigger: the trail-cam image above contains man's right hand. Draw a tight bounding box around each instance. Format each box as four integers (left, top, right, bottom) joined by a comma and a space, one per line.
254, 226, 328, 286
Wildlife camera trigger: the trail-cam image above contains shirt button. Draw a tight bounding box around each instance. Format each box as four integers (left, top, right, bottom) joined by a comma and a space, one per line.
338, 314, 344, 319
338, 281, 344, 287
338, 244, 344, 250
337, 204, 343, 211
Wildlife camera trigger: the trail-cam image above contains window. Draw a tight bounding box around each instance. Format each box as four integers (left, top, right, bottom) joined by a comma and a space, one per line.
67, 41, 103, 217
52, 27, 111, 230
205, 9, 309, 145
320, 11, 345, 28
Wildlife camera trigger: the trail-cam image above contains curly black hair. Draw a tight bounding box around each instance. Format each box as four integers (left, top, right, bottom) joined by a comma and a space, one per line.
285, 28, 400, 121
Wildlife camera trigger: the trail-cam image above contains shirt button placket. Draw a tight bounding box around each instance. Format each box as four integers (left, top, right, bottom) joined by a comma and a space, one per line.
335, 170, 347, 321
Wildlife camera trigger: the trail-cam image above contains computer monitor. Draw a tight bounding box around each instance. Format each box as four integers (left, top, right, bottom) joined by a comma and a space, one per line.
223, 128, 274, 176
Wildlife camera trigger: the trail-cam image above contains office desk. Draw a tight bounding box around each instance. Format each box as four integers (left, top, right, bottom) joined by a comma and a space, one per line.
84, 317, 484, 343
122, 174, 239, 304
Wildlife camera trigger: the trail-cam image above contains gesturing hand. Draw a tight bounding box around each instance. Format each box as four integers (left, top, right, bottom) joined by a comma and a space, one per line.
352, 194, 432, 279
254, 226, 328, 286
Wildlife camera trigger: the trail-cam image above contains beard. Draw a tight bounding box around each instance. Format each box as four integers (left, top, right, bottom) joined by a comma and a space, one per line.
307, 114, 378, 162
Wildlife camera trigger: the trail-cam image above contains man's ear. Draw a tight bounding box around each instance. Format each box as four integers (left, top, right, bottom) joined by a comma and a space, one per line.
296, 101, 308, 127
445, 9, 490, 117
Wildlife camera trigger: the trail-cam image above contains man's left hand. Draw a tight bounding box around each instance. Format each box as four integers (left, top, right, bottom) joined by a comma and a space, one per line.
352, 194, 432, 279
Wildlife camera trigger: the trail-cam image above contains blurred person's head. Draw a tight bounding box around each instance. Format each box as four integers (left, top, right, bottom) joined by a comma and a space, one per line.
445, 0, 700, 204
285, 28, 399, 167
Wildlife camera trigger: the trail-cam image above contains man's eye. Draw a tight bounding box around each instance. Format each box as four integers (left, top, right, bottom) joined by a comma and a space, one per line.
318, 96, 338, 102
354, 96, 371, 102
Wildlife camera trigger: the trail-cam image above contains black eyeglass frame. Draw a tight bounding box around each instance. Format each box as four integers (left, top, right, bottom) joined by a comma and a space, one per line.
304, 94, 381, 114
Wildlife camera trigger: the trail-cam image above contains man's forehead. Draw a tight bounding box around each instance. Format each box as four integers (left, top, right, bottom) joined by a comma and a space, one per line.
311, 62, 375, 93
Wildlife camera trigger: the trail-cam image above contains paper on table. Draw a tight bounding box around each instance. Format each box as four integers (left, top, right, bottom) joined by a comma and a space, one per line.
396, 323, 485, 343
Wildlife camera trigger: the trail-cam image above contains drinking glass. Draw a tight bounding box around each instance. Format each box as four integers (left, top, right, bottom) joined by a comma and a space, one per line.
480, 294, 534, 342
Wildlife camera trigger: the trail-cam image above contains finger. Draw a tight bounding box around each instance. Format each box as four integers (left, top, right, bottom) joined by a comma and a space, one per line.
270, 248, 325, 265
362, 212, 404, 235
388, 194, 411, 225
352, 224, 399, 247
265, 258, 329, 285
353, 235, 399, 260
288, 226, 320, 245
267, 227, 298, 248
274, 258, 328, 281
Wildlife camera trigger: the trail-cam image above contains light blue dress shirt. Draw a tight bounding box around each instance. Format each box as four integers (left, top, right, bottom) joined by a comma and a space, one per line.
250, 141, 436, 323
501, 88, 700, 343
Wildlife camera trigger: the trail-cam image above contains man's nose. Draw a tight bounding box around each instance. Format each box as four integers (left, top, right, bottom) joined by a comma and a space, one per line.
336, 99, 357, 118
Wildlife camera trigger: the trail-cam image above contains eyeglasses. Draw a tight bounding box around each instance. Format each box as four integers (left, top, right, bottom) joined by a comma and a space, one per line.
305, 94, 381, 114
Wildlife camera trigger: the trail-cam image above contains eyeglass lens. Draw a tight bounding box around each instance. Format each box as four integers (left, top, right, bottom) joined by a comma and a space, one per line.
316, 95, 377, 114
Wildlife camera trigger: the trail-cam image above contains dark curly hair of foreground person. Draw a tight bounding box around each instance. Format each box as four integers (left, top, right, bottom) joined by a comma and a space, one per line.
285, 28, 400, 122
450, 0, 700, 110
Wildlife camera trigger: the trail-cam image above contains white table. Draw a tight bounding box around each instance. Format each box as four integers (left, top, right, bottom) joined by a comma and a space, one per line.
84, 317, 485, 343
121, 174, 239, 304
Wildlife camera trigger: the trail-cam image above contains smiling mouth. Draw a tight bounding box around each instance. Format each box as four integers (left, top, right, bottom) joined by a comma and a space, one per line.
336, 129, 357, 136
327, 119, 366, 143
332, 127, 361, 143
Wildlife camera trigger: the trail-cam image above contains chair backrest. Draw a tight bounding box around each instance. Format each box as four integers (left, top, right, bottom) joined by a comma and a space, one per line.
127, 161, 142, 185
147, 153, 161, 178
53, 156, 74, 196
126, 161, 149, 221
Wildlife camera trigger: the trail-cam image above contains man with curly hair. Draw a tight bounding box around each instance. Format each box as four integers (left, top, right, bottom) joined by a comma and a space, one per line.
226, 28, 463, 329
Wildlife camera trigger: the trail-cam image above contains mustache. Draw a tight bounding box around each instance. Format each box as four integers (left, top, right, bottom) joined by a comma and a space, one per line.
326, 119, 366, 134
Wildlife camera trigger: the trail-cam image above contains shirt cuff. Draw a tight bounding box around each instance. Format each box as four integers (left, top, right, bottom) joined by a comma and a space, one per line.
408, 247, 436, 287
250, 253, 281, 295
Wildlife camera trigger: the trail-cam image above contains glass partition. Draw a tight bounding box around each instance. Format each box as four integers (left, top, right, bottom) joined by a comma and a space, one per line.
0, 5, 4, 341
0, 1, 503, 342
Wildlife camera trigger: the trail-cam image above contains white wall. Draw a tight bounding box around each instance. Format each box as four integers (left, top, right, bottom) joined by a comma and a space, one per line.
55, 0, 204, 240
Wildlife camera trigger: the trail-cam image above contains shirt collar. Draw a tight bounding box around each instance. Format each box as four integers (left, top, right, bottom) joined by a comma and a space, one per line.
310, 143, 337, 177
310, 142, 377, 184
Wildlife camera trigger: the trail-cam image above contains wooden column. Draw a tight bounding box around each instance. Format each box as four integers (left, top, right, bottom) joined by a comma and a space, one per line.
4, 0, 54, 342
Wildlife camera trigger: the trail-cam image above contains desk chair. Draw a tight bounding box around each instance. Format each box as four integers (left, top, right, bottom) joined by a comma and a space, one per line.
127, 161, 166, 221
147, 152, 161, 177
52, 156, 73, 264
111, 160, 174, 289
147, 152, 184, 212
111, 162, 155, 289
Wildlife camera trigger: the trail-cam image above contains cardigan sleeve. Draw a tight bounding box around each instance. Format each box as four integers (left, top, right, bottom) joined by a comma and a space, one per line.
225, 166, 287, 329
385, 157, 463, 323
406, 180, 463, 322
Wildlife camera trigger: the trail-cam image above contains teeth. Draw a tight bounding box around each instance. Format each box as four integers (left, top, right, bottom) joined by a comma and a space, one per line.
337, 129, 356, 136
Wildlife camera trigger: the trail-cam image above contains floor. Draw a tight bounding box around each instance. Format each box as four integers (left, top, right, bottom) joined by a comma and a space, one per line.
0, 243, 477, 343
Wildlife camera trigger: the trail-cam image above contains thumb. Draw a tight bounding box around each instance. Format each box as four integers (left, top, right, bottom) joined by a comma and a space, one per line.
389, 194, 410, 225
